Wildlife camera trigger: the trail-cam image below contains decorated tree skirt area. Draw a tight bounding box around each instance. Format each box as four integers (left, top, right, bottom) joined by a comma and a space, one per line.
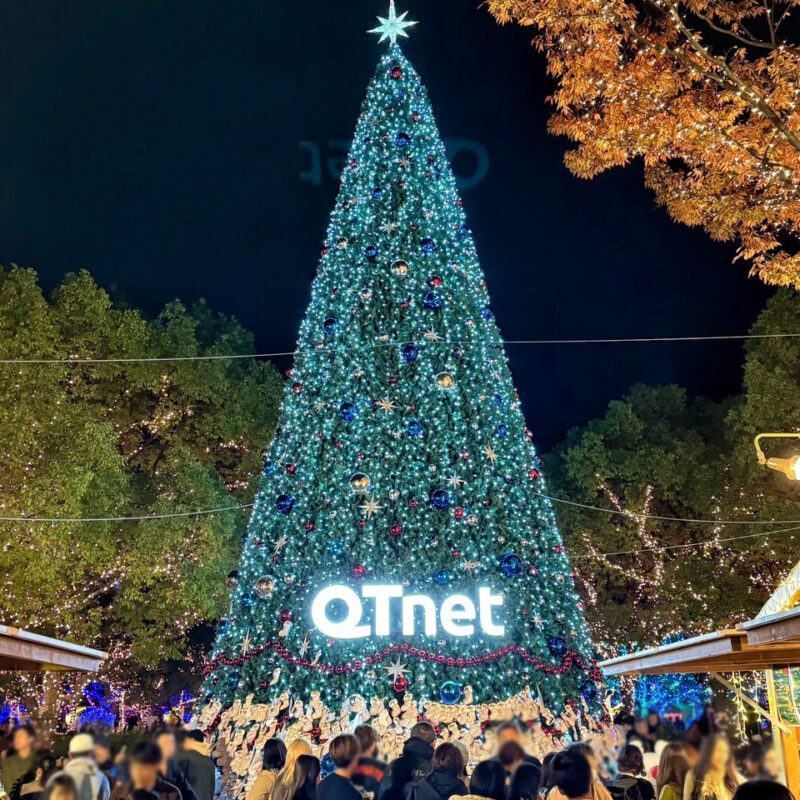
197, 683, 610, 800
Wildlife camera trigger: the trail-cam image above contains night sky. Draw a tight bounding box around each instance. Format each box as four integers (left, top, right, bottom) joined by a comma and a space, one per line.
0, 0, 772, 449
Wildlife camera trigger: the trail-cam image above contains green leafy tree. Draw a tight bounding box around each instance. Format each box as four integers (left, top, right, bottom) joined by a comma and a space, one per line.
0, 266, 283, 697
550, 292, 800, 652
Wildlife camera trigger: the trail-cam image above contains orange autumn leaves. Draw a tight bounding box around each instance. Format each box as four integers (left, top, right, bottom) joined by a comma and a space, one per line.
488, 0, 800, 286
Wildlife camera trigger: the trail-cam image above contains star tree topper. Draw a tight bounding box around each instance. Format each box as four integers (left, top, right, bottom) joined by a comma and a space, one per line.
368, 1, 418, 45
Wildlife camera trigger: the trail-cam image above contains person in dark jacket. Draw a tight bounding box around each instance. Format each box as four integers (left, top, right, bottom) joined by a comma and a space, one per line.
153, 732, 198, 800
109, 742, 181, 800
379, 724, 436, 800
174, 733, 214, 800
317, 735, 362, 800
351, 726, 385, 800
407, 743, 466, 800
607, 746, 654, 800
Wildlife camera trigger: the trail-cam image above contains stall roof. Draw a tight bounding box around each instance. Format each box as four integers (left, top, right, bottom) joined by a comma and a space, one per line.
0, 625, 106, 672
599, 626, 800, 676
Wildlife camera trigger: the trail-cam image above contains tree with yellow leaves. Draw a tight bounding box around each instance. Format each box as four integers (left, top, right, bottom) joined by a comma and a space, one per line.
488, 0, 800, 286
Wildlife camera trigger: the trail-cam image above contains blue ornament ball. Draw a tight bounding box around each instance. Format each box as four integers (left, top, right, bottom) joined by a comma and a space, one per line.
365, 244, 380, 260
406, 419, 424, 437
439, 681, 463, 705
339, 402, 357, 421
433, 568, 455, 585
494, 394, 504, 407
329, 540, 345, 557
481, 306, 493, 321
323, 317, 339, 335
401, 343, 419, 363
500, 553, 523, 578
548, 636, 569, 659
320, 754, 335, 778
395, 131, 411, 147
275, 494, 294, 514
497, 424, 508, 438
372, 186, 384, 199
420, 238, 437, 254
580, 679, 598, 702
424, 291, 443, 310
430, 488, 450, 509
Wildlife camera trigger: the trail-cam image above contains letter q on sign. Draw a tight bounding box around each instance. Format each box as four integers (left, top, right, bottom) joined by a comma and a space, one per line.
311, 585, 370, 639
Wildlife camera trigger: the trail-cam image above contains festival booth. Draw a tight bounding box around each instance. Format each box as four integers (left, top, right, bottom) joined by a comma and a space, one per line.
0, 624, 106, 738
599, 562, 800, 792
0, 624, 106, 672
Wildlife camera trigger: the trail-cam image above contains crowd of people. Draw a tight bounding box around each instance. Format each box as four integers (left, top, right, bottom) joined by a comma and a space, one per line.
0, 726, 215, 800
0, 705, 795, 800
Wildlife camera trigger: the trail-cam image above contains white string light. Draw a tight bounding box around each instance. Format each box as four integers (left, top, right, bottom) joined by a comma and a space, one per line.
1, 331, 799, 364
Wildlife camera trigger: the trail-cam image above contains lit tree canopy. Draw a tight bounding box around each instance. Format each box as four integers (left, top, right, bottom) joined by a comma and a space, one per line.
0, 266, 283, 694
488, 0, 800, 287
550, 291, 800, 652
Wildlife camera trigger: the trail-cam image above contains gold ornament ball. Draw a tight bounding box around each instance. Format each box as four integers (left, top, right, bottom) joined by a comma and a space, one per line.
350, 472, 371, 492
436, 372, 455, 389
254, 575, 276, 599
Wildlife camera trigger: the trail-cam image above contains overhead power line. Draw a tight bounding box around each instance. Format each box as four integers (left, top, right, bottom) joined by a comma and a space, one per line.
0, 503, 255, 523
1, 331, 799, 365
533, 491, 800, 524
573, 524, 800, 559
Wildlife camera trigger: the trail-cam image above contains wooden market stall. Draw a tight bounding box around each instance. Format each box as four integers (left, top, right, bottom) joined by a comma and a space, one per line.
0, 624, 107, 739
599, 566, 800, 793
0, 624, 106, 672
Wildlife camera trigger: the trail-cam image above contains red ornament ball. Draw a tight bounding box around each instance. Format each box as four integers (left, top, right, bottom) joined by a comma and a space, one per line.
351, 563, 366, 578
292, 382, 303, 394
278, 609, 293, 623
393, 676, 409, 692
390, 65, 403, 80
529, 469, 540, 480
428, 274, 443, 287
453, 507, 465, 519
390, 524, 403, 537
305, 521, 315, 531
285, 463, 296, 474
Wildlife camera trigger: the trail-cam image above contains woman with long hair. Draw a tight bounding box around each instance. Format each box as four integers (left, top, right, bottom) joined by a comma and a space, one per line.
684, 735, 739, 800
248, 740, 288, 800
270, 741, 313, 800
288, 755, 321, 800
657, 743, 689, 800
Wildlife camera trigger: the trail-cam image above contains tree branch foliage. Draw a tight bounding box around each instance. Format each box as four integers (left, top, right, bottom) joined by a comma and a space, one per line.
488, 0, 800, 286
0, 266, 283, 695
548, 290, 800, 653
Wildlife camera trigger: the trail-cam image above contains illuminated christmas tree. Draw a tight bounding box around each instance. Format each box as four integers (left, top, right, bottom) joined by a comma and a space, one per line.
198, 6, 601, 790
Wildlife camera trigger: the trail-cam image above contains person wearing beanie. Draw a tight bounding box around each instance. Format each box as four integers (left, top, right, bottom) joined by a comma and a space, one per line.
63, 734, 110, 800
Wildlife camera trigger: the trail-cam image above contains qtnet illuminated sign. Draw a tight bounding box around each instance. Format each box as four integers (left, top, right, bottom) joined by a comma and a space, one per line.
311, 584, 505, 639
